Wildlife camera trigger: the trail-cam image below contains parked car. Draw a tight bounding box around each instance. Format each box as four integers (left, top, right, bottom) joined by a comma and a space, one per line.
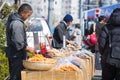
26, 17, 53, 51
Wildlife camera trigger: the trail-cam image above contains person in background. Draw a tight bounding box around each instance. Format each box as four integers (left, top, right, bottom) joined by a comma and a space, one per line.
6, 3, 35, 80
52, 14, 74, 49
89, 16, 107, 52
99, 8, 120, 80
89, 16, 107, 70
70, 23, 82, 46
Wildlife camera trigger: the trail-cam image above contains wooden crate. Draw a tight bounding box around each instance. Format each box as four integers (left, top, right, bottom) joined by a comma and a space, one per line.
21, 70, 83, 80
82, 52, 95, 80
82, 58, 91, 80
90, 54, 95, 76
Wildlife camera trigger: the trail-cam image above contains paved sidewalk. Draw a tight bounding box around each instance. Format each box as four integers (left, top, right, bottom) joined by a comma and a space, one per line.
92, 70, 102, 80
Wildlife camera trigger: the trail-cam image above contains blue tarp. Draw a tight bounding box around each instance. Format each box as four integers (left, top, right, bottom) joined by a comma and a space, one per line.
87, 3, 120, 18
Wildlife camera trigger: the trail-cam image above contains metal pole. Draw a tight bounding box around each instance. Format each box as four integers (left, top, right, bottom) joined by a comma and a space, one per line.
79, 0, 84, 36
48, 0, 53, 28
18, 0, 21, 6
99, 0, 102, 7
87, 0, 90, 10
33, 32, 40, 51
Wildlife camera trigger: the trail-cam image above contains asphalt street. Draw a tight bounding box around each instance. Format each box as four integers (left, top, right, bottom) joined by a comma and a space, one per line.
92, 70, 102, 80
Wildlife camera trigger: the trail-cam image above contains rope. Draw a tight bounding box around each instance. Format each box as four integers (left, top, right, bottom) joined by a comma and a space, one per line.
93, 22, 96, 33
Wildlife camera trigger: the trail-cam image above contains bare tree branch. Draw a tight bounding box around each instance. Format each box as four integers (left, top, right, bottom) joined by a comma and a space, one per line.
0, 0, 6, 12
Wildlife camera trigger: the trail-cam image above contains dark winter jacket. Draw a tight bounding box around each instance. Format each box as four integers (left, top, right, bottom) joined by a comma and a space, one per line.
90, 22, 105, 37
98, 12, 120, 61
6, 13, 27, 58
52, 21, 71, 49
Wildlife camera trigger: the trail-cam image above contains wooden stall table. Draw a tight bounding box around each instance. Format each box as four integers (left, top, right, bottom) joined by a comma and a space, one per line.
21, 70, 83, 80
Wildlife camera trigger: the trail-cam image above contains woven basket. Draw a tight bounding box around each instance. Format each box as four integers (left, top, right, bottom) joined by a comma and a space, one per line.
23, 60, 56, 71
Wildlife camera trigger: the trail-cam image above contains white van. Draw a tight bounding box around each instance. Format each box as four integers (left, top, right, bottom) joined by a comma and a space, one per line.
26, 18, 52, 51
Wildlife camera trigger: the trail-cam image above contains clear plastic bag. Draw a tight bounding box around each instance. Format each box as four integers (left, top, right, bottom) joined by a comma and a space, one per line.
52, 57, 80, 72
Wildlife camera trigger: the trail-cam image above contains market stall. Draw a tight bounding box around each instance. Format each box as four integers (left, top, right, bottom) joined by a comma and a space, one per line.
23, 24, 95, 80
21, 44, 95, 80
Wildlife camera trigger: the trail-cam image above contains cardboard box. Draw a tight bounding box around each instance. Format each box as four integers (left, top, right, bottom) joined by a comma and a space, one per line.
21, 70, 83, 80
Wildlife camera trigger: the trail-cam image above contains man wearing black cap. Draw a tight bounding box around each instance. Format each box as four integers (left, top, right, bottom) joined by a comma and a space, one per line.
52, 14, 74, 49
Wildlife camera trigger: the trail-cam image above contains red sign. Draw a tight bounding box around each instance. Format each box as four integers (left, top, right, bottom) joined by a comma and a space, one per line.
95, 9, 100, 17
95, 9, 100, 13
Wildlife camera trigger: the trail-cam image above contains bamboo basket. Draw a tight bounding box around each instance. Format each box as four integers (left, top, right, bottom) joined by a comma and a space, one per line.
23, 60, 56, 71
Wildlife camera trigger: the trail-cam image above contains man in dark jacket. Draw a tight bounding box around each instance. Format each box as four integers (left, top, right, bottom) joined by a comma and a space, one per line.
52, 14, 74, 49
89, 16, 106, 51
6, 4, 35, 80
89, 16, 106, 70
98, 8, 120, 80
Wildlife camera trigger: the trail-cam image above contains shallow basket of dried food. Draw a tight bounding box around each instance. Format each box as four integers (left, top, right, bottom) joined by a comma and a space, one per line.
23, 60, 56, 71
23, 54, 56, 71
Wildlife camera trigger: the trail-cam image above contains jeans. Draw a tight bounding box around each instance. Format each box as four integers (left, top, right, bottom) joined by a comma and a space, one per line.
95, 51, 102, 70
8, 57, 25, 80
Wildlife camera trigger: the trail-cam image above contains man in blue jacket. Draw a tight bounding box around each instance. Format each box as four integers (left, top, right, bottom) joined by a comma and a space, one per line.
6, 4, 35, 80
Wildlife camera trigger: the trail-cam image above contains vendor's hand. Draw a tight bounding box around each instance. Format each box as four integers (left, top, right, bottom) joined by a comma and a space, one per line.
25, 46, 36, 54
69, 40, 75, 45
66, 39, 75, 45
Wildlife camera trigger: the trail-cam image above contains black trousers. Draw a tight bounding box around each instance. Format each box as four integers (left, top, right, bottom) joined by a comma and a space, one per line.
101, 61, 120, 80
8, 57, 25, 80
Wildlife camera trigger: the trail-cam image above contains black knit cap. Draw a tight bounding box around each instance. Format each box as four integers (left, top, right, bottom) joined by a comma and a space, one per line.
63, 14, 73, 22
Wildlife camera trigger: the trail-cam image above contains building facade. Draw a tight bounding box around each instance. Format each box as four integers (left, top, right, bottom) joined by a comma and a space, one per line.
21, 0, 48, 18
61, 0, 79, 20
5, 0, 120, 27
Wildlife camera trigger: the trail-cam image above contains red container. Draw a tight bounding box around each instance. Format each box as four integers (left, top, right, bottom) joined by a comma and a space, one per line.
41, 47, 47, 53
